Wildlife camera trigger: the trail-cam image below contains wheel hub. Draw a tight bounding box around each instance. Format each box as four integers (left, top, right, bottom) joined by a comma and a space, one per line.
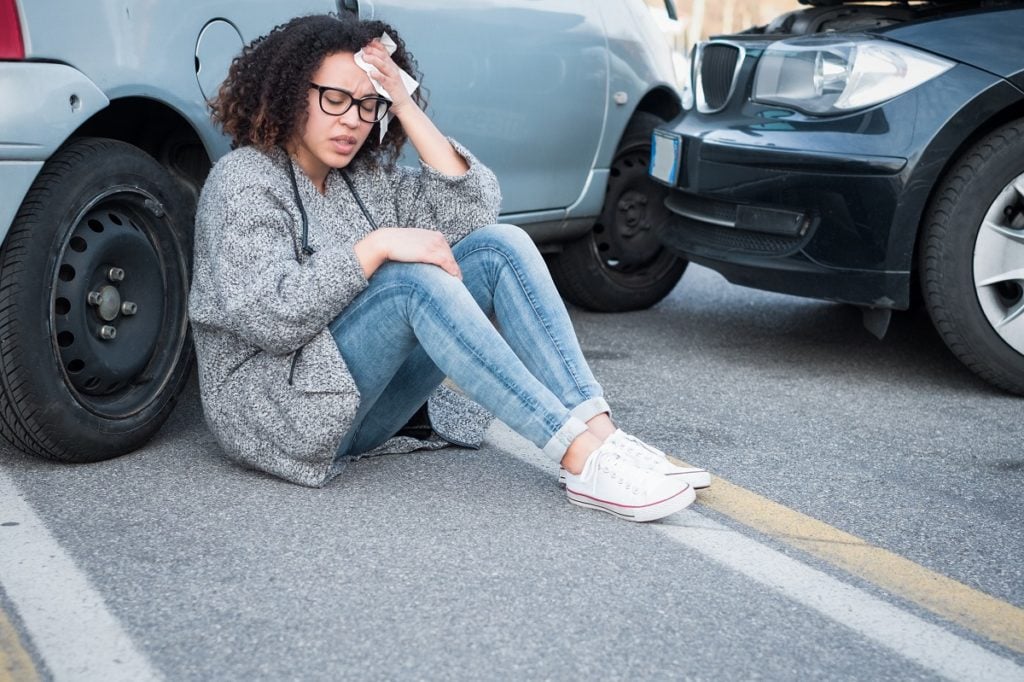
53, 201, 166, 397
91, 284, 122, 322
617, 190, 649, 237
973, 173, 1024, 354
596, 150, 669, 271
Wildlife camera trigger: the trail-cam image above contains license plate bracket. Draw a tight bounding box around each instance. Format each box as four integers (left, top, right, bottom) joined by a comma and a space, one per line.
650, 130, 683, 186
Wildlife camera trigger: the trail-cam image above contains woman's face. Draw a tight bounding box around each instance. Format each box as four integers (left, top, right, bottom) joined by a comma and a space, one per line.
291, 51, 377, 178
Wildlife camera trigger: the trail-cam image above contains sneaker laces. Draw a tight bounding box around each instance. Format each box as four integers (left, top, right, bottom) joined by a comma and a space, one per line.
612, 430, 668, 468
589, 447, 652, 497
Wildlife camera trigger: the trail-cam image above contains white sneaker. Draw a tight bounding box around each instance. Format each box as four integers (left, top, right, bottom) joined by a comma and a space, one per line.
559, 430, 712, 490
563, 443, 695, 522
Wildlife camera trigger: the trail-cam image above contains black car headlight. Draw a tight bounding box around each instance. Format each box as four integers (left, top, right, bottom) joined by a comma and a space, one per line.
752, 35, 953, 115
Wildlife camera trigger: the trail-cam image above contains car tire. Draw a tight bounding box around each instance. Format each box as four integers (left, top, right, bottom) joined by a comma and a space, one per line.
0, 137, 195, 462
549, 113, 687, 312
920, 119, 1024, 395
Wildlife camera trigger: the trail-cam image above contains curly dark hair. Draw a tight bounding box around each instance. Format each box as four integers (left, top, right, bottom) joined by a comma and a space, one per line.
211, 13, 425, 167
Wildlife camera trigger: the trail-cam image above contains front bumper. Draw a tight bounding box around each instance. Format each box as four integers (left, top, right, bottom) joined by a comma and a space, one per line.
651, 61, 1007, 310
657, 138, 910, 308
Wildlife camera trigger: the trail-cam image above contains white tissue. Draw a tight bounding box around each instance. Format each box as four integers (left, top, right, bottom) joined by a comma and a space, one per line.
354, 32, 420, 142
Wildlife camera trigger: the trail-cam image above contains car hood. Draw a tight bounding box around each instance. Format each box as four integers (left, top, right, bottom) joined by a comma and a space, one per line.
800, 0, 980, 5
876, 6, 1024, 88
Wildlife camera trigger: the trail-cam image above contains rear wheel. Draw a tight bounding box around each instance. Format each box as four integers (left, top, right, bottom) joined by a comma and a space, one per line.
920, 120, 1024, 394
0, 137, 194, 461
549, 113, 687, 312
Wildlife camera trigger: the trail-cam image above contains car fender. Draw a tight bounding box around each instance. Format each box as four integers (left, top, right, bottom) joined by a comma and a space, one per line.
885, 72, 1024, 277
557, 1, 680, 225
14, 0, 336, 163
594, 0, 681, 170
0, 62, 109, 242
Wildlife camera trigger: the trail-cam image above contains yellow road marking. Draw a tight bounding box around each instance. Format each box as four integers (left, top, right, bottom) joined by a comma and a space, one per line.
679, 466, 1024, 655
0, 606, 38, 682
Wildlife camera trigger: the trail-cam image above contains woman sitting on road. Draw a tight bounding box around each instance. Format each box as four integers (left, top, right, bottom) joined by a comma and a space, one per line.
188, 13, 711, 522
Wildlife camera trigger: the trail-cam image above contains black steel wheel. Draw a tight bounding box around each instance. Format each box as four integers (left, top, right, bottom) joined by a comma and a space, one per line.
920, 119, 1024, 395
549, 113, 687, 312
0, 137, 194, 461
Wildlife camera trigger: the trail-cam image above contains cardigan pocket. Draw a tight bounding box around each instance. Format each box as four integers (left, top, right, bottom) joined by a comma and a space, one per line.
210, 328, 361, 486
287, 328, 356, 393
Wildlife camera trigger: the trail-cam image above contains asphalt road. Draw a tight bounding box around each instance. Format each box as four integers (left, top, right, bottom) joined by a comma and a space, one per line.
1, 264, 1022, 681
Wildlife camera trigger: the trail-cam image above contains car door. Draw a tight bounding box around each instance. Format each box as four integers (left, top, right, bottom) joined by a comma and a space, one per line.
360, 0, 608, 215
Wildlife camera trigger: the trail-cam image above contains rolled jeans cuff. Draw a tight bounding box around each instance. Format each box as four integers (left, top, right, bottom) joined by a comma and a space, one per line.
541, 416, 589, 461
569, 396, 610, 424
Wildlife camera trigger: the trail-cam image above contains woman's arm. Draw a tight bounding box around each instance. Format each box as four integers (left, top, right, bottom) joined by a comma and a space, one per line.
359, 40, 468, 176
354, 227, 461, 280
357, 41, 502, 253
394, 103, 469, 176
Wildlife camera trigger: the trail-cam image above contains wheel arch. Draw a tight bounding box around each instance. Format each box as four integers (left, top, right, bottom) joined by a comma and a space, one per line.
635, 86, 683, 124
594, 86, 682, 172
67, 97, 215, 207
904, 94, 1024, 305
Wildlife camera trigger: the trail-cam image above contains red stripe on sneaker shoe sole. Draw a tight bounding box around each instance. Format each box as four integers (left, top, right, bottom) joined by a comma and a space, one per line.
565, 484, 692, 510
559, 468, 711, 489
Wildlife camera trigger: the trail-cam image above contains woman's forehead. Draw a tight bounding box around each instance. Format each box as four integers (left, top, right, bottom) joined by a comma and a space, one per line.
313, 52, 375, 96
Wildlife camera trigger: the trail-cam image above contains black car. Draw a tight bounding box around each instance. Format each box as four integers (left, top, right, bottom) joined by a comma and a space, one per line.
648, 0, 1024, 394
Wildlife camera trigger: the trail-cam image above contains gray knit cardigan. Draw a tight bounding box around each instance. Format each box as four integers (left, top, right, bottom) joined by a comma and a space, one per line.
188, 140, 502, 486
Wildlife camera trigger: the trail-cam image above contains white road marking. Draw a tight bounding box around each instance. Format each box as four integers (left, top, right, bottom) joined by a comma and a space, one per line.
656, 515, 1024, 681
487, 421, 1024, 682
0, 470, 161, 681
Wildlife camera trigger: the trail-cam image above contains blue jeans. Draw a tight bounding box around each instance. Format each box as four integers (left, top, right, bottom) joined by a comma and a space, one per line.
329, 223, 609, 462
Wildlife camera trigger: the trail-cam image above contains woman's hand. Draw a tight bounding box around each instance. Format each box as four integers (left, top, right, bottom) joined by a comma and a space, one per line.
359, 40, 415, 116
354, 228, 461, 280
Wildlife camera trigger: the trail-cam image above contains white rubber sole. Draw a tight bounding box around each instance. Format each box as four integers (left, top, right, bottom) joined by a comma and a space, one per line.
668, 467, 712, 490
565, 483, 696, 523
559, 466, 712, 490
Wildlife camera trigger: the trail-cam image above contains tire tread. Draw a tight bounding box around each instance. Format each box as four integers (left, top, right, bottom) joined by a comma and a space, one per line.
0, 137, 194, 462
920, 121, 1024, 395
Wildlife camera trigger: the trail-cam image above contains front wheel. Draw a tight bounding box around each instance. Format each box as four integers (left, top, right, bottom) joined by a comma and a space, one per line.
549, 113, 687, 312
920, 119, 1024, 395
0, 137, 194, 461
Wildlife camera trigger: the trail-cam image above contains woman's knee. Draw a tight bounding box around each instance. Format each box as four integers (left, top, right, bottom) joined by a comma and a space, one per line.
459, 223, 539, 262
372, 262, 474, 313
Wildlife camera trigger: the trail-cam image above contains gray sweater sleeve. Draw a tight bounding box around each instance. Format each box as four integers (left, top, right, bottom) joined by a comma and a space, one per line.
392, 138, 502, 242
204, 184, 369, 355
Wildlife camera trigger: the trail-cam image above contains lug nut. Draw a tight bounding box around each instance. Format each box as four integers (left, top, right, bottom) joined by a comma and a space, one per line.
87, 291, 103, 306
107, 267, 125, 282
121, 301, 138, 316
99, 325, 117, 340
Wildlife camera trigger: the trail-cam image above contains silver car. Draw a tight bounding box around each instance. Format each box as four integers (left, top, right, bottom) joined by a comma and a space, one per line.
0, 0, 684, 462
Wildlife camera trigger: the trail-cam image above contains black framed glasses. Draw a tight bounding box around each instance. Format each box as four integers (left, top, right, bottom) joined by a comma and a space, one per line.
309, 82, 391, 123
